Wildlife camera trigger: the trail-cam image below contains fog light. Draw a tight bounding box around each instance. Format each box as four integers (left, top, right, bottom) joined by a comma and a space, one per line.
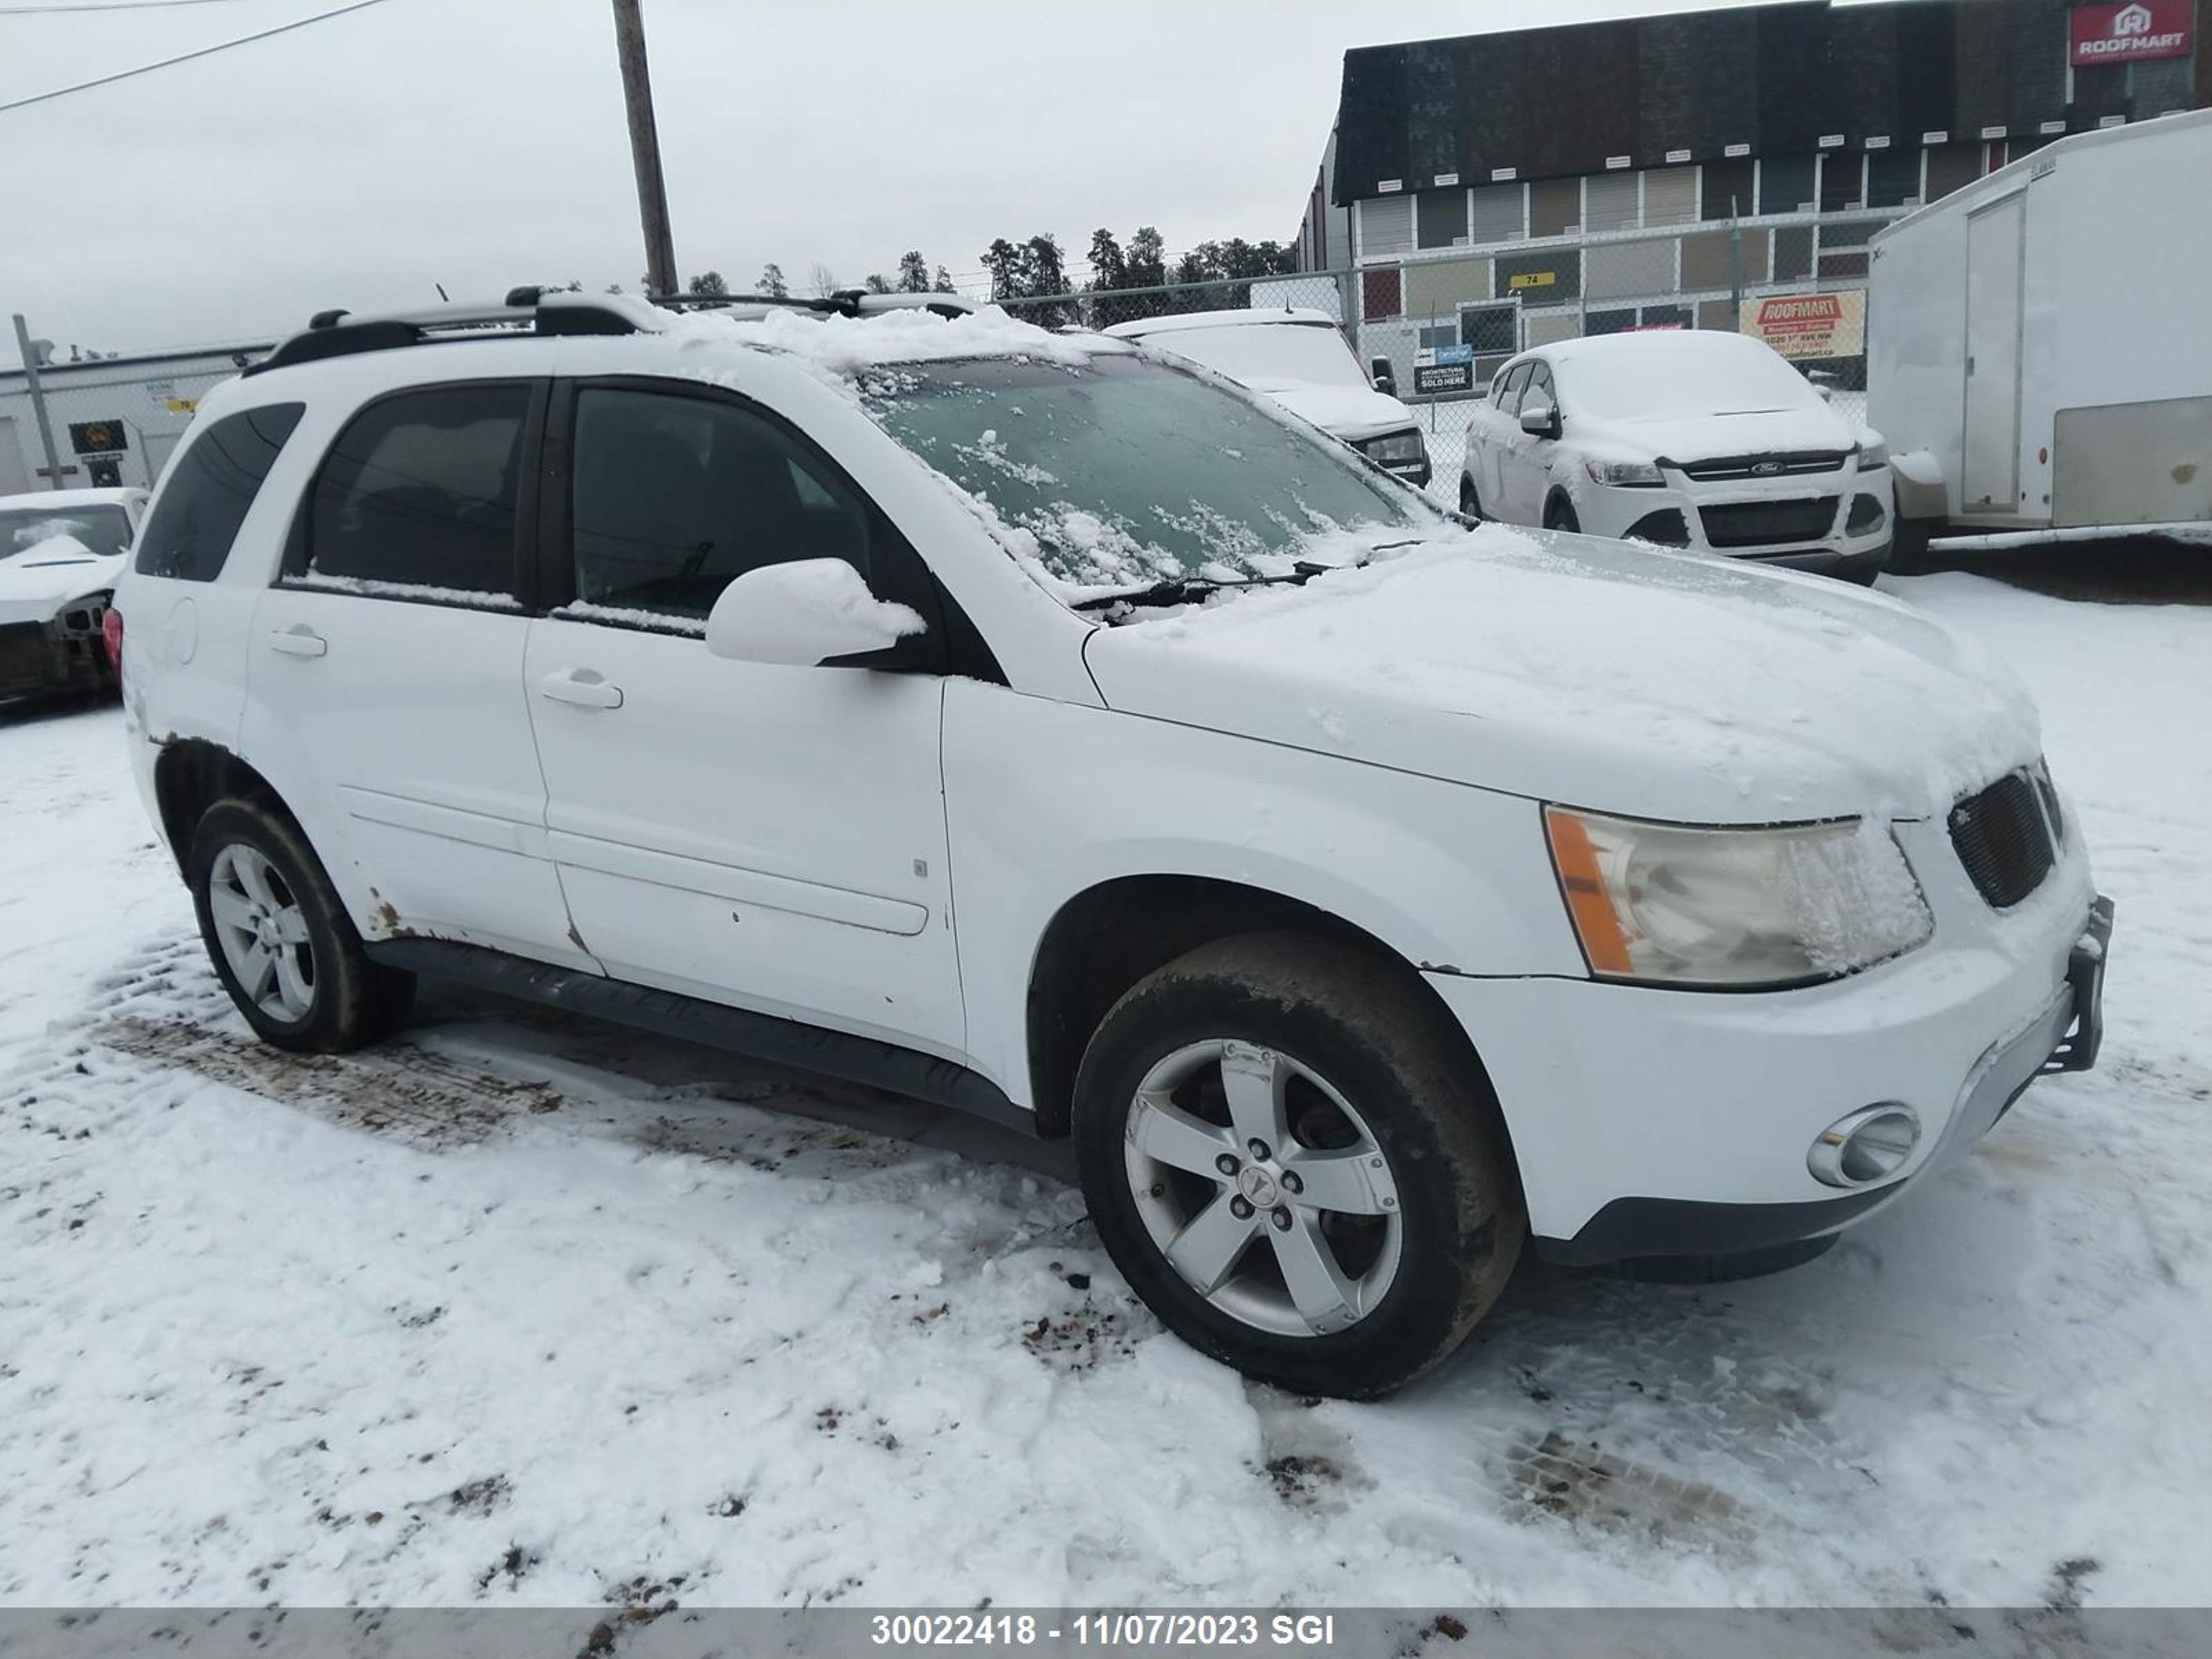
1808, 1103, 1921, 1188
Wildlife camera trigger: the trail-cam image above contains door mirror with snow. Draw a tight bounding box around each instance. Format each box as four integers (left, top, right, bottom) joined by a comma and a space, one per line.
1519, 396, 1560, 438
703, 559, 927, 668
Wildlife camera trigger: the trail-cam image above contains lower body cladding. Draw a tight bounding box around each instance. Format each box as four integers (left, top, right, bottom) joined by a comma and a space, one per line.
1427, 881, 2112, 1267
1611, 480, 1892, 579
0, 612, 115, 706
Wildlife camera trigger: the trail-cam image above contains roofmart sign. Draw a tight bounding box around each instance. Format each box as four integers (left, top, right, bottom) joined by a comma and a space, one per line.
2070, 0, 2192, 64
1739, 291, 1866, 361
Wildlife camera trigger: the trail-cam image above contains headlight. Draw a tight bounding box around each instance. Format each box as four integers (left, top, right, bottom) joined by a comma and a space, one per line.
1363, 430, 1427, 465
1545, 806, 1933, 988
1856, 440, 1888, 470
1584, 460, 1665, 487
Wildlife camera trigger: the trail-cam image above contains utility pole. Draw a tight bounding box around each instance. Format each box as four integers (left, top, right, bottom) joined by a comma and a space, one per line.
610, 0, 677, 298
12, 314, 67, 491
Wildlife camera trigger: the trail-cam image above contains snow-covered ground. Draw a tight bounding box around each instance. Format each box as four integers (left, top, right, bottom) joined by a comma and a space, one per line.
1, 572, 2207, 1611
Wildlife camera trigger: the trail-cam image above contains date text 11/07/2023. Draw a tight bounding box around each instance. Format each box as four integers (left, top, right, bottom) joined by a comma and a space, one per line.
870, 1612, 1340, 1648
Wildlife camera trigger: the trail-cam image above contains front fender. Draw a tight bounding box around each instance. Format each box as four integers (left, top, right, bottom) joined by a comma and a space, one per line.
941, 679, 1586, 1107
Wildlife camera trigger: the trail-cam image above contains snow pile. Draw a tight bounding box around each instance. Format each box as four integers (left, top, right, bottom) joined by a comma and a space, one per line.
6, 522, 99, 559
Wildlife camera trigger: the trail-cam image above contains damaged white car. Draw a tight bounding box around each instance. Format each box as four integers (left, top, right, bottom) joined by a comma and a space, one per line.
113, 296, 2106, 1398
0, 487, 144, 705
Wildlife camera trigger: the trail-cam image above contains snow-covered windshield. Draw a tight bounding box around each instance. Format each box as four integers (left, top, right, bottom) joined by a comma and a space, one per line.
1136, 321, 1369, 393
863, 355, 1432, 592
1557, 335, 1825, 422
0, 506, 132, 561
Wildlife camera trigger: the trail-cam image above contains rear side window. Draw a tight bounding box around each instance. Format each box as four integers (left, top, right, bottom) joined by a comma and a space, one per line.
566, 386, 873, 620
296, 383, 530, 599
133, 403, 304, 581
1495, 364, 1532, 415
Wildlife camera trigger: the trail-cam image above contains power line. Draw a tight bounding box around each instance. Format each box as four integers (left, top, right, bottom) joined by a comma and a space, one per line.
0, 0, 393, 114
0, 1, 267, 15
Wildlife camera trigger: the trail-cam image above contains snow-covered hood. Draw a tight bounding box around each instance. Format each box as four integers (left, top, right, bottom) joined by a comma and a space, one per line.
1081, 528, 2041, 825
1580, 402, 1859, 465
0, 537, 124, 628
1245, 382, 1417, 446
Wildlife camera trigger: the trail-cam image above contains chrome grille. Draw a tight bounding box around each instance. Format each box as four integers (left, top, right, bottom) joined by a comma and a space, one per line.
1674, 452, 1848, 482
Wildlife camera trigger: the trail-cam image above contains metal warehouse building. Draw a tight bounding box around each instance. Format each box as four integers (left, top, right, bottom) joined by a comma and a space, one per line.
1297, 0, 2210, 396
1, 343, 268, 497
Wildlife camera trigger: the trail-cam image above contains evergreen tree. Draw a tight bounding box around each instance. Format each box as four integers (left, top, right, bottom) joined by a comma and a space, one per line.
896, 250, 932, 293
1125, 226, 1167, 290
686, 270, 729, 297
932, 264, 957, 294
758, 262, 789, 298
863, 272, 894, 294
1086, 228, 1126, 291
981, 238, 1024, 303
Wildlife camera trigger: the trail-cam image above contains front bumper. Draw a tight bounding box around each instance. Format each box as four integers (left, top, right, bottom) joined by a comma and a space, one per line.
0, 615, 115, 704
1591, 468, 1893, 570
1538, 895, 2112, 1264
1423, 818, 2106, 1257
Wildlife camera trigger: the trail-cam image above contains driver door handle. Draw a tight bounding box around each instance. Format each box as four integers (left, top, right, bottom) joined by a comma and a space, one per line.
266, 626, 327, 658
538, 668, 624, 710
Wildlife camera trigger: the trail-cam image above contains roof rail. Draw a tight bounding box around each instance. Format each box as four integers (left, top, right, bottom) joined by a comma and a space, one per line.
241, 282, 964, 378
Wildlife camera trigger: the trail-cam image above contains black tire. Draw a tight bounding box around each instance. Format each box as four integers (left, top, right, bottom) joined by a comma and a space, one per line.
1459, 476, 1484, 520
1543, 496, 1580, 533
1072, 932, 1525, 1399
1884, 518, 1935, 576
188, 798, 415, 1053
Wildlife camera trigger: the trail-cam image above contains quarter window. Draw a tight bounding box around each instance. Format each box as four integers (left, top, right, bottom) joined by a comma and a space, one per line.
567, 387, 872, 620
133, 403, 304, 581
299, 383, 530, 598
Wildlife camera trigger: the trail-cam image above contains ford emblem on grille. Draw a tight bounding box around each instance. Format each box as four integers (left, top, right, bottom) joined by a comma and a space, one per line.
1750, 460, 1785, 476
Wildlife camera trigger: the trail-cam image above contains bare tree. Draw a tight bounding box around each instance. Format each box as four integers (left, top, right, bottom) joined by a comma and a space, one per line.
807, 262, 839, 299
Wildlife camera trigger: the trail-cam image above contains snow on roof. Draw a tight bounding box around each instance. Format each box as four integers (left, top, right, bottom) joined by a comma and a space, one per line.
1104, 308, 1338, 339
1533, 328, 1781, 370
662, 303, 1123, 376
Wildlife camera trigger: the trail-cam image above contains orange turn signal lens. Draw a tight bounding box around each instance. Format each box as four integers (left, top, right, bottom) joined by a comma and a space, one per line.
1544, 806, 1635, 976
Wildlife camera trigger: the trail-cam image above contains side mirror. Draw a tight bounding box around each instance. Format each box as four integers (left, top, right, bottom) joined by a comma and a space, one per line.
1519, 395, 1560, 438
704, 558, 925, 667
1369, 356, 1397, 397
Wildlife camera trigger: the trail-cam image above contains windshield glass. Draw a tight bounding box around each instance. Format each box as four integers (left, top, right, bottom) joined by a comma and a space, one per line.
1557, 335, 1824, 422
1137, 321, 1368, 392
0, 505, 133, 561
862, 355, 1432, 593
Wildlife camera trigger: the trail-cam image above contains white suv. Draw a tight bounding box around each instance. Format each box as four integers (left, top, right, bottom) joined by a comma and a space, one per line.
113, 292, 2110, 1398
1460, 330, 1894, 583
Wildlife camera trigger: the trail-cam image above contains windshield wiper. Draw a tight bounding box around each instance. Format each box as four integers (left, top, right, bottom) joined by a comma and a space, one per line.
1072, 554, 1387, 615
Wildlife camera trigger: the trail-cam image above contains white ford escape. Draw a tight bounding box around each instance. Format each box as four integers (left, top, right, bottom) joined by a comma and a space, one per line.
113, 292, 2110, 1398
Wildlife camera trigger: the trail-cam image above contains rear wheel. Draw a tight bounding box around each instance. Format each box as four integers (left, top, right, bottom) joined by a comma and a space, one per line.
1459, 476, 1484, 520
1073, 933, 1524, 1398
189, 798, 414, 1053
1543, 496, 1580, 533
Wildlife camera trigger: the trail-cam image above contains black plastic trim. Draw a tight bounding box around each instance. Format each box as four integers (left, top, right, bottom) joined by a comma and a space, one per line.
364, 938, 1035, 1135
1535, 1186, 1892, 1266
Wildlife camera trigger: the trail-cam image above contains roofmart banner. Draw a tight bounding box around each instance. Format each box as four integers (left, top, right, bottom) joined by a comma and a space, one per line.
1739, 290, 1866, 361
2070, 0, 2193, 65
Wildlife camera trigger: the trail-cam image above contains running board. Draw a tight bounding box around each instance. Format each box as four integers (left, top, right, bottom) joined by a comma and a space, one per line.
364, 938, 1036, 1137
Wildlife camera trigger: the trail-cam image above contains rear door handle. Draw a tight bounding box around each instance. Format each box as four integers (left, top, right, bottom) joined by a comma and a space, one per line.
538, 668, 624, 710
267, 626, 327, 658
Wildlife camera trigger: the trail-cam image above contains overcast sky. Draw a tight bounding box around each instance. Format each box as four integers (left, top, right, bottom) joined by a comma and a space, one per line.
4, 0, 1770, 357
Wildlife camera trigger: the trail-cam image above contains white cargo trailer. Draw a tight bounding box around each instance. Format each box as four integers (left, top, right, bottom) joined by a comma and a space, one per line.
1869, 109, 2212, 570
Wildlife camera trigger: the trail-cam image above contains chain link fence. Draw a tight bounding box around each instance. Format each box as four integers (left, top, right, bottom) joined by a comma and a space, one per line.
1, 346, 263, 498
1000, 212, 1880, 501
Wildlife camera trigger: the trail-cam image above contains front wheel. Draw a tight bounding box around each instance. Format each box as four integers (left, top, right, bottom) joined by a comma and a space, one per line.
1073, 934, 1525, 1398
1543, 496, 1580, 533
1459, 476, 1484, 520
1884, 518, 1936, 576
189, 798, 415, 1053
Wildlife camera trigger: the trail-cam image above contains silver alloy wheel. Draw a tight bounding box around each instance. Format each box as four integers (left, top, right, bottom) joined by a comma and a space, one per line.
1124, 1039, 1403, 1338
207, 843, 317, 1022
